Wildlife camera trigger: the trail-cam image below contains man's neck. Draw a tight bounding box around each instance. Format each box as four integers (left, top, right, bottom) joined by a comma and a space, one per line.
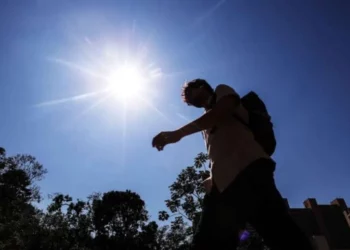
204, 94, 215, 111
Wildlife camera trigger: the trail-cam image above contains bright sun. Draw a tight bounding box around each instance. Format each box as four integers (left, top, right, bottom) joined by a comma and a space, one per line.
106, 64, 146, 102
38, 38, 165, 119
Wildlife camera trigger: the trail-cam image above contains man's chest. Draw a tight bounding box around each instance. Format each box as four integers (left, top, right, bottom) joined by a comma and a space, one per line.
204, 121, 251, 156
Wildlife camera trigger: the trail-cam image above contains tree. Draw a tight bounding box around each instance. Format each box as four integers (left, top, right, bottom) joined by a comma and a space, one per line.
156, 216, 192, 250
0, 147, 47, 250
0, 146, 160, 250
91, 190, 159, 249
159, 153, 209, 223
40, 190, 160, 250
158, 153, 210, 248
0, 145, 270, 249
38, 193, 93, 250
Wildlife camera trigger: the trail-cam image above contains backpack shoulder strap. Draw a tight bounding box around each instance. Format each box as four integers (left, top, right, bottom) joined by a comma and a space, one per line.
232, 112, 250, 128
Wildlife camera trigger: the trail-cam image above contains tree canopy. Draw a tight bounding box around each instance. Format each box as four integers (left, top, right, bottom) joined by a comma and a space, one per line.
0, 147, 268, 250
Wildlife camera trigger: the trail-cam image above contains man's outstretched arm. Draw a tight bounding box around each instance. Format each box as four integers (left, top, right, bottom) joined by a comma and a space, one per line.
152, 85, 240, 150
178, 90, 240, 138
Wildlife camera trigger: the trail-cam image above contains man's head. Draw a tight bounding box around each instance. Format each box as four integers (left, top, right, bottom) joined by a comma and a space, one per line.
181, 79, 214, 108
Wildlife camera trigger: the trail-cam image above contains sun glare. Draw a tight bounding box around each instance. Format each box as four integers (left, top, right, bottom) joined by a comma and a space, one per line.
38, 35, 171, 126
106, 64, 145, 101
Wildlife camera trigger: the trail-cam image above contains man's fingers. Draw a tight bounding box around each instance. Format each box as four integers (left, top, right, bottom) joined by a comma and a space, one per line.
152, 137, 157, 147
152, 133, 166, 151
152, 133, 162, 147
152, 133, 166, 145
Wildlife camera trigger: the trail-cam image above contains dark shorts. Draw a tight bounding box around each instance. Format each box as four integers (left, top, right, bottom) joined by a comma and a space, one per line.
191, 158, 313, 250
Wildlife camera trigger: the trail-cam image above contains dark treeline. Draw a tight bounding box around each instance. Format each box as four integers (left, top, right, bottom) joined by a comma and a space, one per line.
0, 147, 268, 250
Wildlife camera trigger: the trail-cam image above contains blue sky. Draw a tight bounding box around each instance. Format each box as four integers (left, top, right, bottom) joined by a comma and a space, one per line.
1, 0, 350, 220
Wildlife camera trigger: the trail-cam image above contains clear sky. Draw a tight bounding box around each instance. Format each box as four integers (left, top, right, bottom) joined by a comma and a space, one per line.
1, 0, 350, 220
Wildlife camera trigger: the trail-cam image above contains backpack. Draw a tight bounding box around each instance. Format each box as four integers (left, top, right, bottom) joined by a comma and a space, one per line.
234, 91, 276, 156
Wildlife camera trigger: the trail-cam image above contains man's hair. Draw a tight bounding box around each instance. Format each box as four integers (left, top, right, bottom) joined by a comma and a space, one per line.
181, 78, 214, 104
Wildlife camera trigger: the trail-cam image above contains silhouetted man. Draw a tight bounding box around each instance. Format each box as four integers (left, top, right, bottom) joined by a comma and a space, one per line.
152, 79, 313, 250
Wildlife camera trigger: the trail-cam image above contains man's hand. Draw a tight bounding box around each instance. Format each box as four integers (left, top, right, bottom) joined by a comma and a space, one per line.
152, 130, 183, 151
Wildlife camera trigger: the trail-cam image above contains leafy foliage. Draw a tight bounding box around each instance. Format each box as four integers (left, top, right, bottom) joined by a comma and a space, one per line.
0, 147, 270, 249
159, 152, 209, 223
157, 153, 209, 248
0, 147, 45, 249
0, 147, 159, 250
